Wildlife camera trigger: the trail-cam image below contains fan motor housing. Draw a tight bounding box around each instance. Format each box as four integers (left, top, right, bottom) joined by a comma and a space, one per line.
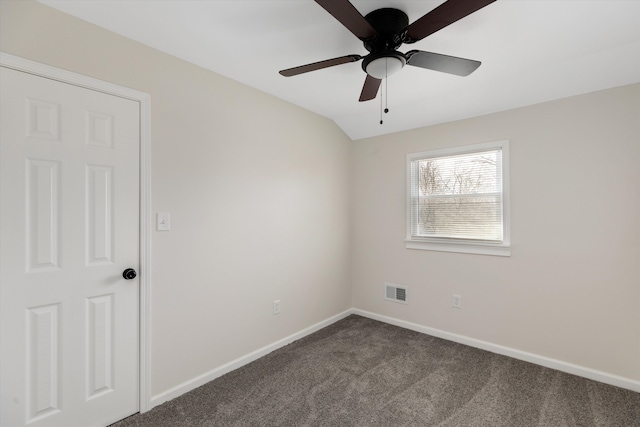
363, 8, 409, 52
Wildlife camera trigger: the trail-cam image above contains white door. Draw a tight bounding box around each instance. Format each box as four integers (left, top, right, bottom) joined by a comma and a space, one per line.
0, 66, 140, 427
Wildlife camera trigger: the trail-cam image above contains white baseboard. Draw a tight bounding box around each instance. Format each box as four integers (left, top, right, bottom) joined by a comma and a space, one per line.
149, 307, 639, 410
149, 309, 353, 409
351, 308, 640, 393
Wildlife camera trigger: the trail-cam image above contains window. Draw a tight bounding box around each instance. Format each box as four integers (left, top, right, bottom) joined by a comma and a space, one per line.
406, 140, 510, 256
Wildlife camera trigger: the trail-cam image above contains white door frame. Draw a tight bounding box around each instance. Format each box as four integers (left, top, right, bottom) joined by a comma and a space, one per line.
0, 52, 152, 413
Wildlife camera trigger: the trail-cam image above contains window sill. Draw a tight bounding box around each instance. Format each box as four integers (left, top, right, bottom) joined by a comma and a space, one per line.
405, 239, 511, 257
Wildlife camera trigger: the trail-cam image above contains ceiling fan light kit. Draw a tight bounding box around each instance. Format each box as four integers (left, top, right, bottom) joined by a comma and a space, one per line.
362, 51, 406, 79
279, 0, 496, 107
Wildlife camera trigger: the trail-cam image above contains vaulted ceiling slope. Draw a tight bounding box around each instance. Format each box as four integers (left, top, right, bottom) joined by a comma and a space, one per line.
39, 0, 640, 140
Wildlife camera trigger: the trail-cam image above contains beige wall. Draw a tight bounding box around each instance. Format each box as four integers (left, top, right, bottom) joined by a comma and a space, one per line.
0, 0, 352, 396
351, 84, 640, 381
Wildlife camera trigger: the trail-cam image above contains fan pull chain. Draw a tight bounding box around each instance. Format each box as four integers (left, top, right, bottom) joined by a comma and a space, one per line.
380, 59, 390, 125
380, 87, 383, 124
385, 76, 389, 114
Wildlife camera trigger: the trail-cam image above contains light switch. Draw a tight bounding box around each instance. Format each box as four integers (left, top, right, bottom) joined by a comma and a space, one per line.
156, 212, 170, 231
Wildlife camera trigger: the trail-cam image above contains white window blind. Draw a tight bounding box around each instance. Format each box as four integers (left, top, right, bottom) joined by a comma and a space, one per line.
406, 141, 510, 255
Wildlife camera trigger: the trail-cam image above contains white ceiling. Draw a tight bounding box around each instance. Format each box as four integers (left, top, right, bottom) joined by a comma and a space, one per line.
39, 0, 640, 140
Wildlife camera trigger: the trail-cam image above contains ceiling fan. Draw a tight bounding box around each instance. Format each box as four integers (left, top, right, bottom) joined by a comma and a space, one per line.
279, 0, 496, 102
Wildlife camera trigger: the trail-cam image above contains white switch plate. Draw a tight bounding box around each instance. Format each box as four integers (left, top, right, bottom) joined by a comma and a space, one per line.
156, 212, 170, 231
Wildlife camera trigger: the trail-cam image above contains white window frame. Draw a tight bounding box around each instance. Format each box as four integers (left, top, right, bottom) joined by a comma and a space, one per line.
405, 140, 511, 256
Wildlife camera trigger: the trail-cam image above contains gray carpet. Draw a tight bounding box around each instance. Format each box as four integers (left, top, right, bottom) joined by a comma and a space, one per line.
112, 315, 640, 426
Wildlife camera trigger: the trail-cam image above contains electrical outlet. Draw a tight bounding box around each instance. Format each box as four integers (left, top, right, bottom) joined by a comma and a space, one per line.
452, 294, 462, 309
273, 300, 281, 315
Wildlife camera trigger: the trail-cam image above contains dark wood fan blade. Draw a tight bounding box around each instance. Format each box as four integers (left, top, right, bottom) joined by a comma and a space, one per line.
406, 50, 481, 76
280, 55, 362, 77
315, 0, 377, 40
405, 0, 496, 43
359, 75, 382, 102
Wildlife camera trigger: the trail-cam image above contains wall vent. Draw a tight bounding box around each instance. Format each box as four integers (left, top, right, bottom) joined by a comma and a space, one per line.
384, 283, 408, 304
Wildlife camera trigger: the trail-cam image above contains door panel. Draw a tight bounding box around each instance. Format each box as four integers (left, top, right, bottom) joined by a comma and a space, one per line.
1, 66, 140, 427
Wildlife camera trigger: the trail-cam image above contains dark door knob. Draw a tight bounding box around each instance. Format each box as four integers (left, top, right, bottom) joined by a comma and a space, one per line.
122, 268, 137, 280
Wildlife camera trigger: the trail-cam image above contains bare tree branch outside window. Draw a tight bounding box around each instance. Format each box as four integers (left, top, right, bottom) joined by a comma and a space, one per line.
412, 150, 503, 241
